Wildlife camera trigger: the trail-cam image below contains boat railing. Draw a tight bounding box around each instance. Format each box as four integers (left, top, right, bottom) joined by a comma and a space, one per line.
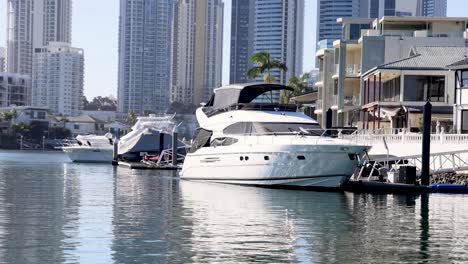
222, 128, 361, 145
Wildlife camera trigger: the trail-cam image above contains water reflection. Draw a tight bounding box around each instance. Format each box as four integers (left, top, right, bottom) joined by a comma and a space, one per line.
0, 153, 467, 263
0, 162, 80, 263
111, 169, 183, 264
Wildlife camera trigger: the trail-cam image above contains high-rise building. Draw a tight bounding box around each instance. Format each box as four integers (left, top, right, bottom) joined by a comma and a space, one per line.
316, 0, 361, 43
0, 73, 30, 107
32, 42, 84, 116
367, 0, 420, 17
420, 0, 447, 17
171, 0, 224, 106
6, 0, 72, 76
317, 0, 423, 44
229, 0, 254, 84
0, 48, 5, 72
117, 0, 174, 115
253, 0, 304, 87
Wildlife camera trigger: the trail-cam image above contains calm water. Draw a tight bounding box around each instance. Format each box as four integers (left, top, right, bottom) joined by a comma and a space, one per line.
0, 151, 467, 263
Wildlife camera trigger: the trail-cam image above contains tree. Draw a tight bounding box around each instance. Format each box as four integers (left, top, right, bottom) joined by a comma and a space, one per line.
246, 52, 288, 84
280, 73, 312, 104
126, 109, 137, 126
167, 102, 197, 115
83, 96, 117, 111
0, 109, 18, 122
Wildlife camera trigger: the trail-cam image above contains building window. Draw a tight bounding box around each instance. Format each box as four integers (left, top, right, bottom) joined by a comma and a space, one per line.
462, 110, 468, 134
74, 125, 79, 130
382, 77, 400, 102
403, 75, 445, 102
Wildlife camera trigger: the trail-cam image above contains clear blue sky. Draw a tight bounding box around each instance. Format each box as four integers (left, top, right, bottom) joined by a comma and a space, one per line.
0, 0, 465, 99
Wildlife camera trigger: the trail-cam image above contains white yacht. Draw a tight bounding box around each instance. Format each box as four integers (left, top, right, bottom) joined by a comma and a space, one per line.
180, 84, 371, 188
62, 134, 114, 163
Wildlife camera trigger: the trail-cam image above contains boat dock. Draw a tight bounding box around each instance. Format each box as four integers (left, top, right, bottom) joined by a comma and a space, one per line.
117, 161, 181, 170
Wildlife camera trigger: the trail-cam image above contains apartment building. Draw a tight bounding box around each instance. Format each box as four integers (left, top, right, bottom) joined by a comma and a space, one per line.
32, 42, 84, 116
117, 0, 174, 115
171, 0, 224, 106
6, 0, 72, 76
0, 73, 30, 107
0, 48, 5, 72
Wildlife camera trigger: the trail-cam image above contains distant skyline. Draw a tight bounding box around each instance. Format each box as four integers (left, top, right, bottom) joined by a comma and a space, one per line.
0, 0, 466, 99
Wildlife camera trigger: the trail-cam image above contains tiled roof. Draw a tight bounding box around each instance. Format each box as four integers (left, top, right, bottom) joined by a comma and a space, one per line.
446, 57, 468, 68
66, 115, 105, 123
376, 47, 467, 70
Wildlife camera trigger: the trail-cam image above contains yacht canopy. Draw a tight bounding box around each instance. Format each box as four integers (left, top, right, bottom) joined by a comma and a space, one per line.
205, 84, 294, 109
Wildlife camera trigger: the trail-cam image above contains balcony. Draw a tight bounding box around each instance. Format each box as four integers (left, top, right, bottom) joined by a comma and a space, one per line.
414, 30, 464, 38
345, 64, 361, 76
344, 95, 359, 107
315, 99, 323, 111
315, 72, 324, 86
331, 95, 339, 110
334, 64, 339, 76
316, 39, 334, 51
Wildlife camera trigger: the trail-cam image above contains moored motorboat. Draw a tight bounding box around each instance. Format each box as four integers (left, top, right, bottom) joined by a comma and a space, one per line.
117, 114, 177, 161
180, 83, 371, 189
62, 133, 114, 163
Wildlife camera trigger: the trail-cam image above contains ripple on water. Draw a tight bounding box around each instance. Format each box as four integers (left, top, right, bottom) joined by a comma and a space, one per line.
0, 151, 467, 263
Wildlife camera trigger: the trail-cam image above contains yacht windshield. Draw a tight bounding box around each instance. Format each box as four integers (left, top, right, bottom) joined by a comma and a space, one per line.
223, 122, 324, 136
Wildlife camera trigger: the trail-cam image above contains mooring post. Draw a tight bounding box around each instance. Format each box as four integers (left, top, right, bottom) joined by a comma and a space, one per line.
112, 139, 119, 166
421, 101, 432, 186
172, 129, 178, 166
326, 108, 333, 135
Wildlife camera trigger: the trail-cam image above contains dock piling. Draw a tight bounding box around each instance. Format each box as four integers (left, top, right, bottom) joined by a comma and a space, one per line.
172, 130, 178, 166
421, 101, 432, 186
326, 108, 332, 135
112, 139, 119, 166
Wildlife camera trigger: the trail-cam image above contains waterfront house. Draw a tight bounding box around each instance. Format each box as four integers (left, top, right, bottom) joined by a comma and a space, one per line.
448, 58, 468, 133
315, 39, 335, 126
64, 115, 106, 136
361, 46, 464, 132
290, 90, 318, 120
316, 16, 468, 128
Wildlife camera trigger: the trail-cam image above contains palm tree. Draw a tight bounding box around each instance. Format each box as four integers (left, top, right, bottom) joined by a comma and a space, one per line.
246, 52, 288, 84
280, 73, 311, 104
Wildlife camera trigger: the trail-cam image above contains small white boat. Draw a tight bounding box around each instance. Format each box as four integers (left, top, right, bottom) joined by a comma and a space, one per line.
180, 83, 371, 189
62, 134, 114, 163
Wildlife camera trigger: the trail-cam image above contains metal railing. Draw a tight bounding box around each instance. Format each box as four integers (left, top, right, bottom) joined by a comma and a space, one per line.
344, 95, 359, 106
331, 95, 339, 107
334, 64, 339, 76
354, 150, 468, 181
345, 64, 361, 76
317, 72, 324, 82
315, 99, 323, 110
345, 130, 468, 144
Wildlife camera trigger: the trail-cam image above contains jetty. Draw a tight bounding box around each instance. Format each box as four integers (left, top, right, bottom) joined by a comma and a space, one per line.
344, 102, 468, 194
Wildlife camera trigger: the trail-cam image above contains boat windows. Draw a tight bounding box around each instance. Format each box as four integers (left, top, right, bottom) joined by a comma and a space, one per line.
211, 137, 239, 147
297, 155, 306, 160
223, 122, 324, 136
189, 128, 213, 153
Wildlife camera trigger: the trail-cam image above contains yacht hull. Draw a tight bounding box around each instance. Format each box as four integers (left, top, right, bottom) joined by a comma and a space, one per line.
63, 147, 113, 163
181, 144, 369, 189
